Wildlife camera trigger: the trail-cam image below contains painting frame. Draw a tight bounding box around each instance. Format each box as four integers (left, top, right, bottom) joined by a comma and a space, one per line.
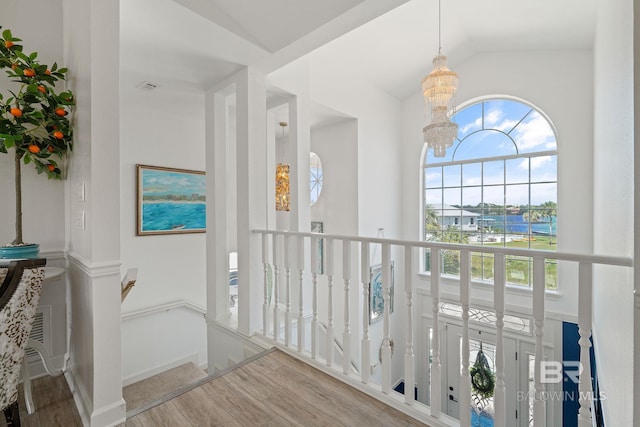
136, 164, 206, 236
368, 261, 394, 324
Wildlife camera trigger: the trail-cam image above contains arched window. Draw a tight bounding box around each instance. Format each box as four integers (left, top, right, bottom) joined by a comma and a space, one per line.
423, 98, 558, 288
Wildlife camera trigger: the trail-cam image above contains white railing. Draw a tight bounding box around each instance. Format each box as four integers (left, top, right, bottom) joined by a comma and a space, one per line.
254, 229, 632, 427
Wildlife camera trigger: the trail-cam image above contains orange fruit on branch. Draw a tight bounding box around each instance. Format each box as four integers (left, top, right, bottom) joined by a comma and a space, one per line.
47, 145, 54, 153
4, 40, 14, 48
23, 69, 35, 77
38, 85, 46, 93
45, 69, 51, 75
55, 107, 66, 117
53, 131, 64, 139
28, 144, 40, 153
48, 164, 56, 172
10, 107, 22, 118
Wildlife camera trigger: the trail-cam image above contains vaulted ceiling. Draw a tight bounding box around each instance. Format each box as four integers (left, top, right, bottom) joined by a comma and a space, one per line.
120, 0, 596, 101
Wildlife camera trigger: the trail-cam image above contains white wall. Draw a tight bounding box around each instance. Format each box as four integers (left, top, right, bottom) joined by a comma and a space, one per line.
0, 1, 66, 251
310, 120, 359, 236
119, 81, 207, 312
592, 0, 635, 426
401, 49, 594, 318
121, 304, 207, 385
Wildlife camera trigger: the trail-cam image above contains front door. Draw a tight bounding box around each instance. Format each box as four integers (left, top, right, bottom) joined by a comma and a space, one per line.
445, 324, 518, 426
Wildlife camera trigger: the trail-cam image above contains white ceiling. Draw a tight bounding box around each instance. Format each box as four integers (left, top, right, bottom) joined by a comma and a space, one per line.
120, 0, 597, 117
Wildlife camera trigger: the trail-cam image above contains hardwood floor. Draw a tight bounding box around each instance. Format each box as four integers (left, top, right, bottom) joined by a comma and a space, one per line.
0, 374, 82, 427
3, 350, 429, 427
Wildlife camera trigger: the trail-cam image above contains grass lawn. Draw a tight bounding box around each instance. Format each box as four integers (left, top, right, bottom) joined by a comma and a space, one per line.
433, 236, 558, 289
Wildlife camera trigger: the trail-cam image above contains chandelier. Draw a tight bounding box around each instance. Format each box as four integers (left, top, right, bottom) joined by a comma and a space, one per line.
275, 122, 290, 212
422, 0, 458, 157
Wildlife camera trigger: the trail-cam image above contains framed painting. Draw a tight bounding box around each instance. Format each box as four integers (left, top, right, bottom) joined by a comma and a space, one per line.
311, 221, 324, 274
136, 164, 206, 235
369, 261, 394, 324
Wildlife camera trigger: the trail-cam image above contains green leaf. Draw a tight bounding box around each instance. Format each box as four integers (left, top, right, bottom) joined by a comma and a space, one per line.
51, 63, 58, 72
15, 51, 28, 61
2, 29, 12, 40
1, 135, 15, 148
23, 153, 31, 164
57, 67, 68, 74
29, 51, 37, 60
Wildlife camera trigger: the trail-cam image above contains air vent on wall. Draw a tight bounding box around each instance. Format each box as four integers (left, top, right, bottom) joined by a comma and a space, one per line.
25, 306, 51, 362
136, 81, 159, 91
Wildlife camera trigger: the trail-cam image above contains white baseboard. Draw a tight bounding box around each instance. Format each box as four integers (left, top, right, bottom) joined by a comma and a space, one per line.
122, 353, 200, 387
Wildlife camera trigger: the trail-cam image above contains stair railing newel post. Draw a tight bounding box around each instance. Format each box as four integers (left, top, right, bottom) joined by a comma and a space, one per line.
284, 234, 291, 346
404, 245, 416, 405
532, 256, 547, 426
361, 241, 371, 383
430, 247, 442, 417
297, 235, 305, 353
262, 233, 270, 336
310, 235, 319, 360
459, 250, 472, 426
272, 233, 280, 342
325, 238, 335, 367
342, 239, 352, 375
493, 253, 507, 427
381, 243, 392, 393
577, 262, 594, 427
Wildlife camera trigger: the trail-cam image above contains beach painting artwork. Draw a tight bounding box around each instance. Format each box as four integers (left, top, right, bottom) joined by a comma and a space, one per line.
136, 164, 206, 235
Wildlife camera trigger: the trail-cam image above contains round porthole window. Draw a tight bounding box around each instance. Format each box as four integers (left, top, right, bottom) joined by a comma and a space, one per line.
310, 152, 323, 206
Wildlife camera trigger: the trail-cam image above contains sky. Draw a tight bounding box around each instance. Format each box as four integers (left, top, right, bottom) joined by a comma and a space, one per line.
424, 99, 557, 207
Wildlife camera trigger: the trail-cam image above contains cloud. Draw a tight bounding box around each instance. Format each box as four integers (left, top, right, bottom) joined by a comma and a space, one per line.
511, 112, 556, 150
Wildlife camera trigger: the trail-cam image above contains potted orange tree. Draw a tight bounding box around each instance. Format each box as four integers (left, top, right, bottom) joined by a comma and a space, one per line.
0, 27, 74, 258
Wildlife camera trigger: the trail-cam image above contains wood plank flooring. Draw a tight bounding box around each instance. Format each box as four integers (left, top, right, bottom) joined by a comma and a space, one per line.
2, 349, 430, 427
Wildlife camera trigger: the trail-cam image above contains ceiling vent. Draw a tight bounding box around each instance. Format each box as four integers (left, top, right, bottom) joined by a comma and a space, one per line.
136, 81, 159, 91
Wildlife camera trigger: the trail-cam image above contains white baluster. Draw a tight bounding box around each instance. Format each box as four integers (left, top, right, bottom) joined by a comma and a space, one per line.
326, 238, 335, 367
343, 239, 352, 375
284, 234, 291, 346
430, 247, 441, 417
262, 233, 269, 336
272, 233, 280, 342
493, 253, 506, 427
361, 241, 371, 383
381, 244, 392, 393
404, 245, 415, 405
311, 236, 319, 360
532, 256, 546, 427
459, 250, 471, 426
577, 262, 593, 427
297, 235, 305, 353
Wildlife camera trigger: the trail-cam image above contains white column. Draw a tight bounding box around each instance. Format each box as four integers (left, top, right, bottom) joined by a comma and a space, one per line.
205, 89, 230, 321
404, 245, 415, 405
297, 235, 305, 352
235, 68, 267, 335
272, 233, 280, 342
361, 241, 371, 383
381, 243, 392, 393
262, 233, 270, 336
577, 262, 593, 427
532, 256, 546, 427
284, 234, 292, 346
459, 250, 471, 426
311, 235, 319, 360
343, 239, 352, 375
493, 253, 506, 427
326, 238, 335, 367
430, 248, 441, 418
